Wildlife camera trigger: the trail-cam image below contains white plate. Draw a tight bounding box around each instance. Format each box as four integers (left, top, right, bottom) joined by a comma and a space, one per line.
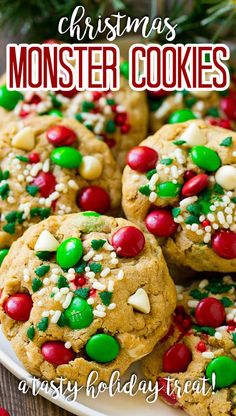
0, 329, 184, 416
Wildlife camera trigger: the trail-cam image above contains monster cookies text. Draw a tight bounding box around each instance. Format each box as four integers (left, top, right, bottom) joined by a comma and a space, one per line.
6, 43, 230, 92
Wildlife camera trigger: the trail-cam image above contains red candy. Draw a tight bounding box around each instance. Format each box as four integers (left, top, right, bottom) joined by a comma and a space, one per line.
197, 341, 207, 352
212, 230, 236, 259
183, 170, 196, 182
33, 171, 56, 198
57, 87, 78, 98
28, 152, 40, 163
195, 297, 225, 328
145, 209, 178, 237
77, 186, 110, 214
4, 294, 33, 321
127, 146, 158, 172
112, 226, 145, 258
41, 341, 75, 366
181, 173, 208, 197
220, 96, 236, 120
163, 343, 192, 373
148, 89, 170, 98
46, 125, 77, 147
158, 377, 178, 405
0, 409, 11, 416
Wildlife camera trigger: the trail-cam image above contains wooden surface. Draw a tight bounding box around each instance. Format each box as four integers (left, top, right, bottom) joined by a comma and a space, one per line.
0, 29, 73, 416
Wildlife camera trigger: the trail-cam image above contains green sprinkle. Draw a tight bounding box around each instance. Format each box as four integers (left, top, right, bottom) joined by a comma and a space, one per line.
35, 265, 50, 277
15, 155, 29, 162
106, 98, 115, 105
190, 288, 208, 300
27, 326, 35, 340
36, 251, 52, 261
105, 120, 116, 134
146, 169, 157, 179
193, 325, 216, 336
160, 158, 173, 166
220, 297, 234, 307
187, 203, 202, 216
57, 312, 68, 327
2, 170, 10, 180
75, 260, 87, 274
39, 208, 51, 219
75, 113, 83, 122
185, 96, 197, 108
172, 207, 181, 218
99, 291, 112, 306
173, 140, 186, 145
30, 207, 40, 217
74, 287, 90, 299
49, 93, 62, 108
89, 262, 102, 273
91, 239, 106, 250
0, 183, 10, 200
26, 185, 39, 196
213, 183, 224, 195
220, 136, 233, 147
205, 282, 234, 294
139, 184, 151, 196
37, 317, 49, 332
232, 333, 236, 346
3, 222, 15, 234
57, 275, 69, 289
5, 211, 18, 223
82, 101, 95, 112
185, 215, 200, 225
32, 278, 43, 292
231, 197, 236, 204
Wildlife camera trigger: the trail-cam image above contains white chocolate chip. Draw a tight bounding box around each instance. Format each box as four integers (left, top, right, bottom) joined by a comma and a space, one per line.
215, 165, 236, 190
181, 123, 207, 147
79, 156, 103, 180
34, 230, 59, 252
12, 127, 35, 150
128, 288, 150, 314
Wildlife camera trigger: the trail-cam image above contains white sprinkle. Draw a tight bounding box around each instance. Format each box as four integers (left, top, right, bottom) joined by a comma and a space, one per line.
43, 278, 50, 285
92, 281, 106, 290
214, 331, 223, 340
188, 300, 199, 308
117, 270, 124, 280
93, 310, 106, 318
37, 301, 43, 307
180, 196, 198, 208
68, 179, 79, 190
42, 159, 50, 173
111, 258, 119, 265
149, 192, 157, 203
83, 250, 95, 261
107, 303, 116, 310
51, 310, 61, 324
107, 280, 114, 292
87, 298, 94, 305
199, 279, 209, 289
61, 287, 69, 294
202, 351, 214, 359
93, 254, 103, 261
62, 292, 73, 309
42, 311, 49, 317
104, 242, 114, 251
65, 341, 72, 349
100, 267, 110, 277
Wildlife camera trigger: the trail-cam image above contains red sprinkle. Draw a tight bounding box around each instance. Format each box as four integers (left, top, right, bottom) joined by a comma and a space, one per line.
19, 108, 30, 118
92, 91, 102, 101
197, 341, 207, 352
202, 220, 211, 228
4, 294, 33, 321
77, 186, 111, 214
145, 209, 178, 237
41, 341, 75, 366
28, 152, 40, 163
112, 226, 145, 258
127, 146, 158, 172
27, 94, 41, 105
120, 123, 131, 134
212, 230, 236, 259
115, 113, 127, 125
195, 297, 225, 328
163, 343, 192, 373
89, 288, 97, 297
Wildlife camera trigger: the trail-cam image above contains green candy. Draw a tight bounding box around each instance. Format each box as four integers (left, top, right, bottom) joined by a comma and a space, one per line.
48, 109, 63, 117
120, 61, 129, 80
56, 237, 83, 269
64, 296, 93, 330
206, 356, 236, 389
157, 181, 182, 198
190, 146, 221, 172
0, 249, 9, 266
82, 211, 101, 217
168, 108, 197, 124
0, 85, 23, 110
85, 334, 120, 363
51, 147, 82, 169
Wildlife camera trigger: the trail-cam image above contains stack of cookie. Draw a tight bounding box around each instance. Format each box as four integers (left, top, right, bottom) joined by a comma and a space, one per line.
0, 59, 235, 416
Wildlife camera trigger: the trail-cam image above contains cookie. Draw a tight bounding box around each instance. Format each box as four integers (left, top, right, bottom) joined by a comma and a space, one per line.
0, 115, 121, 251
148, 77, 236, 134
0, 213, 176, 384
142, 275, 236, 416
122, 120, 236, 273
0, 63, 148, 167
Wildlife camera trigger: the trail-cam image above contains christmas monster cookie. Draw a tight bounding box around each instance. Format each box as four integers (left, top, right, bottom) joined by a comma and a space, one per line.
142, 276, 236, 416
122, 120, 236, 273
0, 213, 176, 384
148, 74, 236, 134
0, 62, 148, 167
0, 115, 121, 250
